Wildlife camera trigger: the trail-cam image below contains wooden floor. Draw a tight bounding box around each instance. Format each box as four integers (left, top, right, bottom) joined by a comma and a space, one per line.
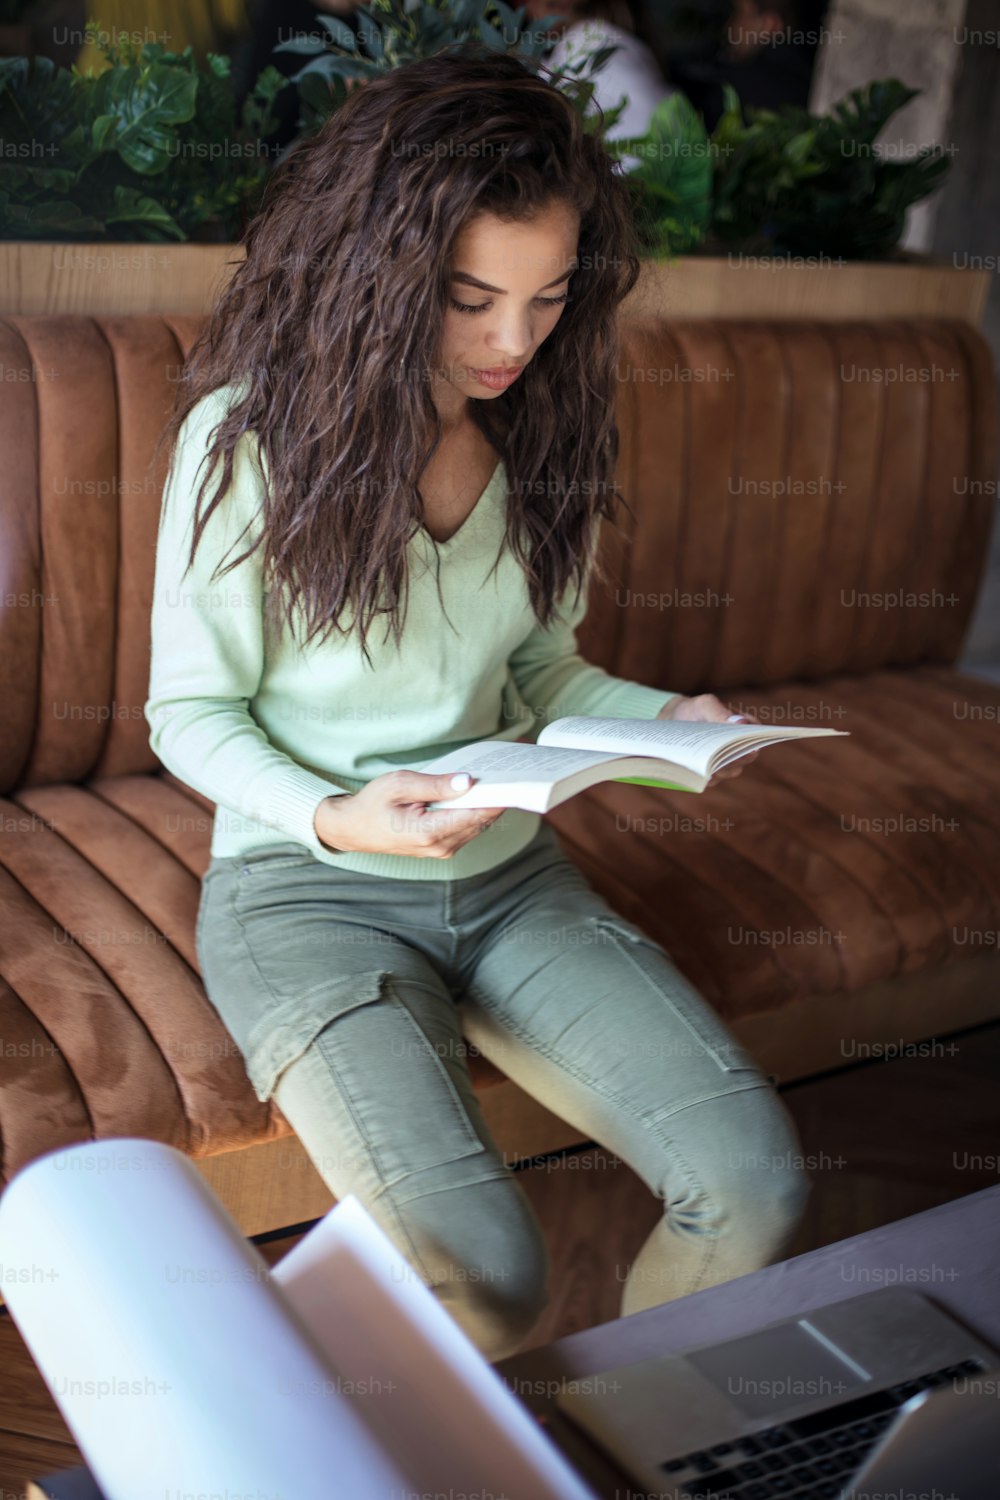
3, 1019, 999, 1496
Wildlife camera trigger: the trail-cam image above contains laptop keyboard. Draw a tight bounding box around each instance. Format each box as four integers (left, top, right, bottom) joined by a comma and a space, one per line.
661, 1357, 987, 1499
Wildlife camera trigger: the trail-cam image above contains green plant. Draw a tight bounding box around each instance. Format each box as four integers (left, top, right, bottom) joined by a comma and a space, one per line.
275, 0, 628, 140
606, 91, 713, 256
0, 17, 285, 240
709, 79, 952, 259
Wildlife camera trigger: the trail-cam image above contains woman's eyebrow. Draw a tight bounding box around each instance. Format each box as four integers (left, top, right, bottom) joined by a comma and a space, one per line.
451, 263, 578, 295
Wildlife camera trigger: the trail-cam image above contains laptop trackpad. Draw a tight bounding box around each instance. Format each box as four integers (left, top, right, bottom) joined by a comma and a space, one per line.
686, 1321, 869, 1422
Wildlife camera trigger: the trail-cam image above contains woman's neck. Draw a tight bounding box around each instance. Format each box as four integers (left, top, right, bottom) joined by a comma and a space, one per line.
433, 392, 474, 436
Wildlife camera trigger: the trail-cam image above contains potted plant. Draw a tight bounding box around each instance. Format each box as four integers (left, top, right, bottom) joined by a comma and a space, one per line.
0, 17, 290, 309
0, 3, 988, 323
611, 79, 948, 260
270, 0, 623, 140
607, 80, 984, 322
0, 0, 620, 311
0, 21, 285, 241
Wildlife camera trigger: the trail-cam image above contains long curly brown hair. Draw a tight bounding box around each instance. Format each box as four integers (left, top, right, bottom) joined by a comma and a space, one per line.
153, 43, 642, 666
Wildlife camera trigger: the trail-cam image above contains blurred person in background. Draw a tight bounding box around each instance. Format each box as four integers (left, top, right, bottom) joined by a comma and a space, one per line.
663, 0, 827, 130
716, 0, 818, 115
526, 0, 675, 147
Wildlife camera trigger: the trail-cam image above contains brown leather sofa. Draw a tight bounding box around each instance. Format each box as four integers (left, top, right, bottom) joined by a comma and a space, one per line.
1, 312, 998, 1241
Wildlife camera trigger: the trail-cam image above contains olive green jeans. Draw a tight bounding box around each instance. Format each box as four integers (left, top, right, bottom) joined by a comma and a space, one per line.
196, 819, 810, 1362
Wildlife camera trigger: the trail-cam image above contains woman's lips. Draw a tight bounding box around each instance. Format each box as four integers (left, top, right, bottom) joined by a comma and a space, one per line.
470, 365, 523, 390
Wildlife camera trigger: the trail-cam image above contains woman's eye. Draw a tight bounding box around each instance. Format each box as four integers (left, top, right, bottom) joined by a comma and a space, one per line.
448, 292, 571, 315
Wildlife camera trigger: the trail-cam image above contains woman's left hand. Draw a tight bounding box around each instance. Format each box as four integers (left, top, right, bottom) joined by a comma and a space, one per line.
655, 692, 760, 783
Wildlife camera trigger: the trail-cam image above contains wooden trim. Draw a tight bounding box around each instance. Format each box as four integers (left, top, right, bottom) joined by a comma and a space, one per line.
622, 256, 991, 325
0, 244, 989, 325
731, 951, 1000, 1085
0, 243, 241, 317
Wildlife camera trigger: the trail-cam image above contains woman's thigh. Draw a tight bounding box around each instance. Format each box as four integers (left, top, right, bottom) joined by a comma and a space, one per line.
457, 868, 803, 1202
270, 1001, 551, 1360
195, 848, 550, 1353
195, 845, 508, 1166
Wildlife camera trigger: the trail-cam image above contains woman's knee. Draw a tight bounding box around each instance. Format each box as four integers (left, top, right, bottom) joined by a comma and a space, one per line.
402, 1175, 551, 1362
663, 1082, 812, 1252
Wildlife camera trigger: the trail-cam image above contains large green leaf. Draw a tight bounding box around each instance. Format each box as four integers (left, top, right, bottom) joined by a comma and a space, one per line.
0, 201, 102, 234
103, 181, 184, 237
611, 91, 712, 254
0, 29, 280, 241
88, 61, 198, 174
319, 15, 359, 52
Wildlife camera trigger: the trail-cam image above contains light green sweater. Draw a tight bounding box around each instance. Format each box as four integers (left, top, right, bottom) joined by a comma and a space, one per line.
144, 384, 678, 880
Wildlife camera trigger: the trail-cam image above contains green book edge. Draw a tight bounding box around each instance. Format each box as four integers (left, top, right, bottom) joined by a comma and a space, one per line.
613, 776, 695, 791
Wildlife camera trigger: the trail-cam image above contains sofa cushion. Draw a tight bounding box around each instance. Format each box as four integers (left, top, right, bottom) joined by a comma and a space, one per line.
593, 318, 997, 695
0, 765, 510, 1186
549, 665, 1000, 1020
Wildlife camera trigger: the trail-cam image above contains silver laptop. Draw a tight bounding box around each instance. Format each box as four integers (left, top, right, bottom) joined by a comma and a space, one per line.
554, 1286, 1000, 1499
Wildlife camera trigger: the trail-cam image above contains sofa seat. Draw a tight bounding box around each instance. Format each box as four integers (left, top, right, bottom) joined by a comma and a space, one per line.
549, 663, 1000, 1070
0, 763, 515, 1180
3, 661, 997, 1181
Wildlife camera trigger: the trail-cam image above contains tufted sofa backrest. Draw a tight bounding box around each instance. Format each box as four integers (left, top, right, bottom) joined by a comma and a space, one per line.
0, 314, 995, 793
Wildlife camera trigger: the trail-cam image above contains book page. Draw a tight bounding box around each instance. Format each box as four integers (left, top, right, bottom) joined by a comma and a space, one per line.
421, 738, 627, 805
540, 716, 760, 775
0, 1140, 415, 1500
26, 1474, 103, 1500
541, 716, 847, 776
5, 1149, 599, 1500
273, 1196, 599, 1500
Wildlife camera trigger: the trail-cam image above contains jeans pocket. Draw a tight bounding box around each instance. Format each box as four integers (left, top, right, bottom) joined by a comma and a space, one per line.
256, 970, 487, 1182
244, 968, 388, 1104
591, 911, 767, 1077
236, 842, 318, 875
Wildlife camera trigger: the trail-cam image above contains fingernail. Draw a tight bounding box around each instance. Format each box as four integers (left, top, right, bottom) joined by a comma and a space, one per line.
450, 773, 472, 790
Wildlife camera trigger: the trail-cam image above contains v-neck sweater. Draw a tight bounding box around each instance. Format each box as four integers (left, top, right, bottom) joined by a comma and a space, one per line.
144, 383, 678, 880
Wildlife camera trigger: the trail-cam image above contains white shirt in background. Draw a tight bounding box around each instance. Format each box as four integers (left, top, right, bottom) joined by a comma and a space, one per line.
547, 18, 674, 158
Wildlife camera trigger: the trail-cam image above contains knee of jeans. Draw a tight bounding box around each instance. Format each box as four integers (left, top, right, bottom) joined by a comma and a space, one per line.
663, 1086, 812, 1247
431, 1193, 551, 1361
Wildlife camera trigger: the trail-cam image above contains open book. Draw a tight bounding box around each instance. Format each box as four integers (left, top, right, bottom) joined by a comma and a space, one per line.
421, 715, 850, 813
0, 1139, 599, 1500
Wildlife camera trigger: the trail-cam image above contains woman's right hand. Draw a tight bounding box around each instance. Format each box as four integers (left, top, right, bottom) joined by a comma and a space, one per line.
313, 771, 508, 859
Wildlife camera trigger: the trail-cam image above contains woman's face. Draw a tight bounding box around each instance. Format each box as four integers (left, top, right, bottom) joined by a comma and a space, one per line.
434, 199, 580, 414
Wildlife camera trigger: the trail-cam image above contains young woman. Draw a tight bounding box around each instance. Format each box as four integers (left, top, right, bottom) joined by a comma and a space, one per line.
145, 46, 809, 1363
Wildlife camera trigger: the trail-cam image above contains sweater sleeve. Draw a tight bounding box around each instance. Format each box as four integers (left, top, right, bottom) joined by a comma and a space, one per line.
144, 389, 350, 856
507, 566, 680, 739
